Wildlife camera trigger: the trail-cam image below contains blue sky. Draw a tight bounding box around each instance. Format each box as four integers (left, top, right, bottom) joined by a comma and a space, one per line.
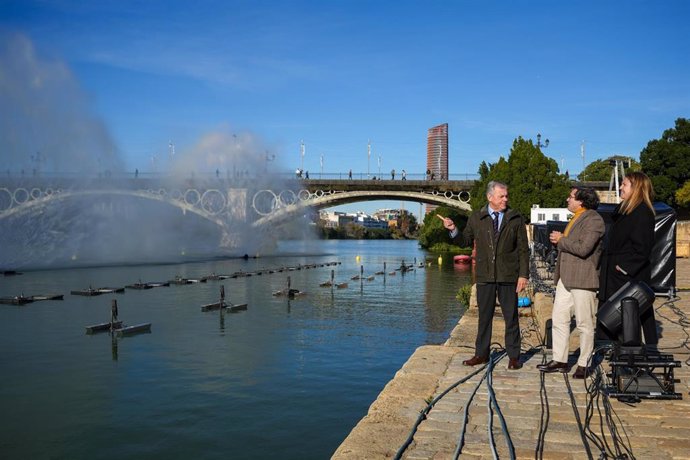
2, 0, 689, 217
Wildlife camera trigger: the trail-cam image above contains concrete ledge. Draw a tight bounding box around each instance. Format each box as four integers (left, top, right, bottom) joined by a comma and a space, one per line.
332, 345, 459, 459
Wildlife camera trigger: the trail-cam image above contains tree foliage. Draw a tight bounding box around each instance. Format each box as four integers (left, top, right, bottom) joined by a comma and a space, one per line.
393, 211, 418, 238
470, 137, 571, 221
640, 118, 690, 206
418, 206, 468, 249
578, 156, 640, 181
676, 180, 690, 209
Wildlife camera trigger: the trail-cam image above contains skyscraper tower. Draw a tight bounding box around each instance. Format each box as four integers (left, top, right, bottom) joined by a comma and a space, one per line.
426, 123, 449, 214
427, 123, 448, 180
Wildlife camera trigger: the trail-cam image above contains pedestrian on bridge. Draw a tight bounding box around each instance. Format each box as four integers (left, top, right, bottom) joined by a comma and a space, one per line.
439, 180, 529, 370
391, 169, 395, 180
348, 169, 352, 180
402, 169, 407, 180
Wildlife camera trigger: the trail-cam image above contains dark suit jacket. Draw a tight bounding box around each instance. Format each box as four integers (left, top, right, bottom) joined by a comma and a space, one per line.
554, 209, 605, 290
598, 203, 655, 300
452, 205, 529, 283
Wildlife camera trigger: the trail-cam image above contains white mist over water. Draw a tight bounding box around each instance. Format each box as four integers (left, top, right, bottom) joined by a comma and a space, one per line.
0, 32, 302, 270
0, 32, 123, 175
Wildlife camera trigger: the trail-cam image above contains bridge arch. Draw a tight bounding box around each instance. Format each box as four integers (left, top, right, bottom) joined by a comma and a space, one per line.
0, 189, 230, 230
251, 190, 472, 228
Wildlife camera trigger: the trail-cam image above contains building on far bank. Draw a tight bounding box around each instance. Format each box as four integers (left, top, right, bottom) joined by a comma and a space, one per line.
530, 205, 572, 224
319, 210, 388, 229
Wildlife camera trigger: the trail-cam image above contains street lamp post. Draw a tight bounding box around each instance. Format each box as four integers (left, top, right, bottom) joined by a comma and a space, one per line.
367, 140, 371, 179
232, 134, 238, 178
378, 155, 381, 178
30, 151, 43, 176
320, 153, 324, 178
300, 140, 305, 173
536, 133, 549, 149
265, 151, 275, 173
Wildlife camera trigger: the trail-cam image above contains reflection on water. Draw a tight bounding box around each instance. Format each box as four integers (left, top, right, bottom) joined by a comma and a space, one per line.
0, 240, 471, 460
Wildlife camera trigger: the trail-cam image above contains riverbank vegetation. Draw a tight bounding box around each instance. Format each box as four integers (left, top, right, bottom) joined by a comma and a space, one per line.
417, 206, 470, 252
315, 212, 419, 240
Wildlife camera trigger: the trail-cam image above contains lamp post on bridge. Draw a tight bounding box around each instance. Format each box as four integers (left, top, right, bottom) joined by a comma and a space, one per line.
300, 140, 305, 173
30, 151, 43, 176
320, 154, 324, 179
378, 155, 381, 178
367, 140, 371, 179
265, 151, 275, 173
536, 133, 549, 150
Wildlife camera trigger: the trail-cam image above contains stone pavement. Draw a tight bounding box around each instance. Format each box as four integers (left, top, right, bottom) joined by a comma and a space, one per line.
333, 259, 690, 459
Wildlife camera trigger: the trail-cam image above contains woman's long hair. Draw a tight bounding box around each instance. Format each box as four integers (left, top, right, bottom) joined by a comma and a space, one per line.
619, 171, 655, 215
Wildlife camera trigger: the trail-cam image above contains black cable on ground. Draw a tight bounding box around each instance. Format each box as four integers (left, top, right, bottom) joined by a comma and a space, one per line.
452, 355, 492, 459
453, 354, 505, 460
485, 352, 515, 460
393, 355, 492, 460
563, 372, 594, 460
654, 294, 690, 365
583, 347, 637, 460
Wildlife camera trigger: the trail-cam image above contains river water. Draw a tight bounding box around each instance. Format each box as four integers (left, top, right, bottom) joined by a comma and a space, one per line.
0, 239, 472, 459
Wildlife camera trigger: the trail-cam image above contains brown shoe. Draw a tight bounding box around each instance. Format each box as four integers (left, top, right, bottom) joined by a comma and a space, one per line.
508, 357, 523, 370
572, 366, 590, 379
462, 355, 489, 366
537, 360, 568, 373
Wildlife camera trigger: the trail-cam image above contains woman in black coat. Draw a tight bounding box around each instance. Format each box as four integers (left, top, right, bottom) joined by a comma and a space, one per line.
598, 171, 657, 344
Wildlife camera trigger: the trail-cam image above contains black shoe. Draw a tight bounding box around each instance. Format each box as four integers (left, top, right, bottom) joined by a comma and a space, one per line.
572, 366, 590, 379
463, 355, 489, 366
537, 360, 568, 373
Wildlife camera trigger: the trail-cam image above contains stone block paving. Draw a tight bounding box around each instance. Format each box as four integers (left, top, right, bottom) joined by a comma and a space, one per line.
333, 259, 690, 459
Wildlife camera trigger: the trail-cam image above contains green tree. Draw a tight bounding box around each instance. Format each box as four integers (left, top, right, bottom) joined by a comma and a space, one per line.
578, 156, 640, 181
344, 222, 366, 239
676, 180, 690, 208
418, 206, 468, 249
397, 210, 418, 237
471, 137, 571, 220
640, 118, 690, 206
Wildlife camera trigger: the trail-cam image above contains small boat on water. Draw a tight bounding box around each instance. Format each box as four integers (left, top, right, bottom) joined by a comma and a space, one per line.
453, 254, 472, 265
115, 323, 151, 336
97, 287, 125, 294
0, 295, 33, 305
125, 282, 154, 290
335, 282, 348, 289
227, 303, 248, 313
202, 274, 230, 281
272, 277, 305, 298
71, 288, 103, 296
201, 301, 248, 312
3, 270, 22, 276
31, 294, 64, 301
169, 277, 194, 285
85, 321, 123, 334
147, 281, 170, 288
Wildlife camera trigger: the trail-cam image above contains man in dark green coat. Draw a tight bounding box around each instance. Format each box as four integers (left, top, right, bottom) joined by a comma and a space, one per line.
439, 180, 529, 369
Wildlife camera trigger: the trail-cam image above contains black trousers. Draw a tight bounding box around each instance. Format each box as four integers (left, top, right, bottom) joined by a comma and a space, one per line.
475, 282, 521, 359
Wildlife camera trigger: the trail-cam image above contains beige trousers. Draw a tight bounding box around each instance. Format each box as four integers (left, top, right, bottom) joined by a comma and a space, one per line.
552, 279, 598, 368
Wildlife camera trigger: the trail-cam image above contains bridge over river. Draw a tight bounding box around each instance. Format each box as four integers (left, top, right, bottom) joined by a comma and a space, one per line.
0, 175, 610, 230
